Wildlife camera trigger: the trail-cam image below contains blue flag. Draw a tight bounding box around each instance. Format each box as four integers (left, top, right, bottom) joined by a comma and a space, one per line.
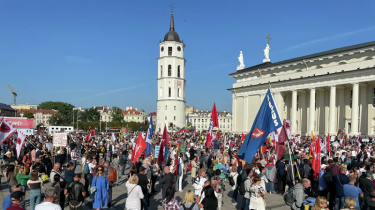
238, 89, 282, 164
145, 115, 153, 155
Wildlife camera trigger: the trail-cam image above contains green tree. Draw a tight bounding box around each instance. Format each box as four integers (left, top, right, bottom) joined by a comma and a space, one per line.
80, 107, 100, 122
111, 107, 124, 122
23, 111, 34, 118
39, 101, 75, 125
49, 113, 65, 126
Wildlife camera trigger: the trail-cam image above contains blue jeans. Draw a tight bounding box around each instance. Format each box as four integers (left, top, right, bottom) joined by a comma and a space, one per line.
334, 196, 345, 210
266, 181, 274, 192
30, 189, 41, 210
71, 160, 77, 172
142, 193, 148, 210
231, 187, 239, 203
121, 163, 126, 175
242, 197, 250, 210
77, 148, 81, 157
22, 186, 27, 201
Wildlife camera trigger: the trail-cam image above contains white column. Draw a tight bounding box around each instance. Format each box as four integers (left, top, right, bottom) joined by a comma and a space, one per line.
360, 84, 367, 134
232, 95, 236, 132
329, 86, 336, 134
351, 83, 359, 135
291, 90, 297, 134
318, 89, 325, 134
309, 88, 316, 133
243, 96, 248, 132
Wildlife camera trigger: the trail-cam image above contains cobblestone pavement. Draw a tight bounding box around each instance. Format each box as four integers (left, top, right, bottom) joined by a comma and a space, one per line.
0, 163, 290, 210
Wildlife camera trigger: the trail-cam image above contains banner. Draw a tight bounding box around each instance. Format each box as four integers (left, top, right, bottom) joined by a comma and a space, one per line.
179, 145, 187, 153
53, 133, 67, 146
154, 146, 160, 158
1, 118, 34, 128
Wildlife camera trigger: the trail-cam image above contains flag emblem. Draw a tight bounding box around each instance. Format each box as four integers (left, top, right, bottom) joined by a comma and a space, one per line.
0, 123, 10, 133
16, 137, 22, 145
251, 128, 265, 138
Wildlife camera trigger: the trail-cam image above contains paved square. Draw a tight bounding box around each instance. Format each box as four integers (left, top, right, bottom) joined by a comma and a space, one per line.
0, 163, 290, 210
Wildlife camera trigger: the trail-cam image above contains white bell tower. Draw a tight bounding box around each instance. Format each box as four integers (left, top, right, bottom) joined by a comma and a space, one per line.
156, 10, 186, 132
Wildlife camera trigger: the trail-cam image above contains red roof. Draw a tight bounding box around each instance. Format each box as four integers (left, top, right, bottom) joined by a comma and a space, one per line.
122, 108, 141, 115
17, 109, 58, 114
148, 112, 157, 116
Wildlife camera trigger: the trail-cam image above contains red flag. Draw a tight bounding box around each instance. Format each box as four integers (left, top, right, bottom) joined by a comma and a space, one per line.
157, 125, 170, 164
211, 103, 219, 127
90, 129, 95, 136
312, 136, 321, 180
276, 122, 287, 160
131, 133, 147, 165
240, 133, 245, 143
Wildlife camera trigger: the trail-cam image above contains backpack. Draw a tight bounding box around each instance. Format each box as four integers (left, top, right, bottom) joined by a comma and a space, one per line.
83, 162, 90, 174
121, 155, 127, 164
324, 166, 334, 183
188, 162, 192, 171
108, 167, 117, 183
182, 203, 196, 210
238, 174, 247, 195
283, 186, 295, 206
228, 173, 236, 186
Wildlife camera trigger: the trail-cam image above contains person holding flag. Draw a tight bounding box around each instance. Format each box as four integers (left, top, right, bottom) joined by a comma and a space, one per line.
206, 103, 219, 148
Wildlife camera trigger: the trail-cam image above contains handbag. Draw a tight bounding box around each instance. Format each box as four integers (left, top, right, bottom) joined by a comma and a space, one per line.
90, 176, 98, 198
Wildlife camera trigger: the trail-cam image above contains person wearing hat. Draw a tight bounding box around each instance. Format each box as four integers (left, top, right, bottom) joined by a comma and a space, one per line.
2, 185, 22, 210
6, 191, 25, 210
64, 173, 85, 210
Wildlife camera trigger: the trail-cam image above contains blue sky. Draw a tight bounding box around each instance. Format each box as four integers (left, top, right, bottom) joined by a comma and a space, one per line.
1, 0, 375, 113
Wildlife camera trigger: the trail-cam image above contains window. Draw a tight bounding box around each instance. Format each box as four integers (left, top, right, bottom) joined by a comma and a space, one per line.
373, 88, 375, 107
168, 47, 172, 56
160, 87, 163, 97
350, 90, 353, 108
138, 117, 139, 119
198, 119, 200, 122
160, 65, 163, 77
177, 66, 180, 78
174, 116, 176, 120
165, 105, 167, 110
198, 125, 200, 128
168, 87, 171, 97
174, 106, 176, 110
168, 65, 171, 76
132, 117, 134, 119
283, 95, 286, 111
194, 119, 196, 123
205, 119, 207, 122
224, 119, 225, 123
165, 116, 167, 120
178, 88, 180, 97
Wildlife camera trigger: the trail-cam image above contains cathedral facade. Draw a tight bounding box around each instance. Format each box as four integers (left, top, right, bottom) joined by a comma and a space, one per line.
229, 41, 375, 136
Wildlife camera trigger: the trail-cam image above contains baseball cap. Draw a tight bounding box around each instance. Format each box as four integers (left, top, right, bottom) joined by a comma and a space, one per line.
11, 191, 25, 200
321, 164, 327, 169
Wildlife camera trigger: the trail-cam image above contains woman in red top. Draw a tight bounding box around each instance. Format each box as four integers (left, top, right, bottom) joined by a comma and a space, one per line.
22, 151, 32, 174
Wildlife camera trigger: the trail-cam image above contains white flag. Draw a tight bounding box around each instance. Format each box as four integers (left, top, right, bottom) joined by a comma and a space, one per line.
16, 130, 26, 158
0, 118, 17, 145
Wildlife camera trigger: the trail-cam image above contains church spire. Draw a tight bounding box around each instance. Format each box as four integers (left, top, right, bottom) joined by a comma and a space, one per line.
170, 13, 175, 31
169, 4, 175, 31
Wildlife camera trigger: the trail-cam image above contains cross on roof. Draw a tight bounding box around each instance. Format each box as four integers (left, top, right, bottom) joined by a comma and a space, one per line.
170, 4, 175, 13
266, 33, 272, 45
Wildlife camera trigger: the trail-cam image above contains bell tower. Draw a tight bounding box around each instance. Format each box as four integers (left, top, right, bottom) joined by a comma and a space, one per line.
156, 10, 186, 132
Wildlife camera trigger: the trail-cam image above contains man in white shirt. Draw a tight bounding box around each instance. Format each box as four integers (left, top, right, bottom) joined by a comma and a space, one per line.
176, 153, 184, 192
35, 187, 62, 210
70, 148, 78, 172
83, 157, 96, 195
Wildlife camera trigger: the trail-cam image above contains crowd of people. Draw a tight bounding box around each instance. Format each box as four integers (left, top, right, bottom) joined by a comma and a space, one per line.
1, 130, 375, 210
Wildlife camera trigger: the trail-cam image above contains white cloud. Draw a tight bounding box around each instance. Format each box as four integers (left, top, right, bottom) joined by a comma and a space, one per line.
286, 26, 375, 50
80, 84, 144, 100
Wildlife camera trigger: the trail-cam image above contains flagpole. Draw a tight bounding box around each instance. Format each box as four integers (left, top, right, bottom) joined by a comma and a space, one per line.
282, 123, 295, 183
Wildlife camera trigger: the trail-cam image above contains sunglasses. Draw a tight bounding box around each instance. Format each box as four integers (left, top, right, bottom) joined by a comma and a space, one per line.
98, 169, 103, 171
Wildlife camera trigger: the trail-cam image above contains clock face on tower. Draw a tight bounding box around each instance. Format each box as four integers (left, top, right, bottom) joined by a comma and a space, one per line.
177, 46, 181, 51
161, 47, 164, 52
